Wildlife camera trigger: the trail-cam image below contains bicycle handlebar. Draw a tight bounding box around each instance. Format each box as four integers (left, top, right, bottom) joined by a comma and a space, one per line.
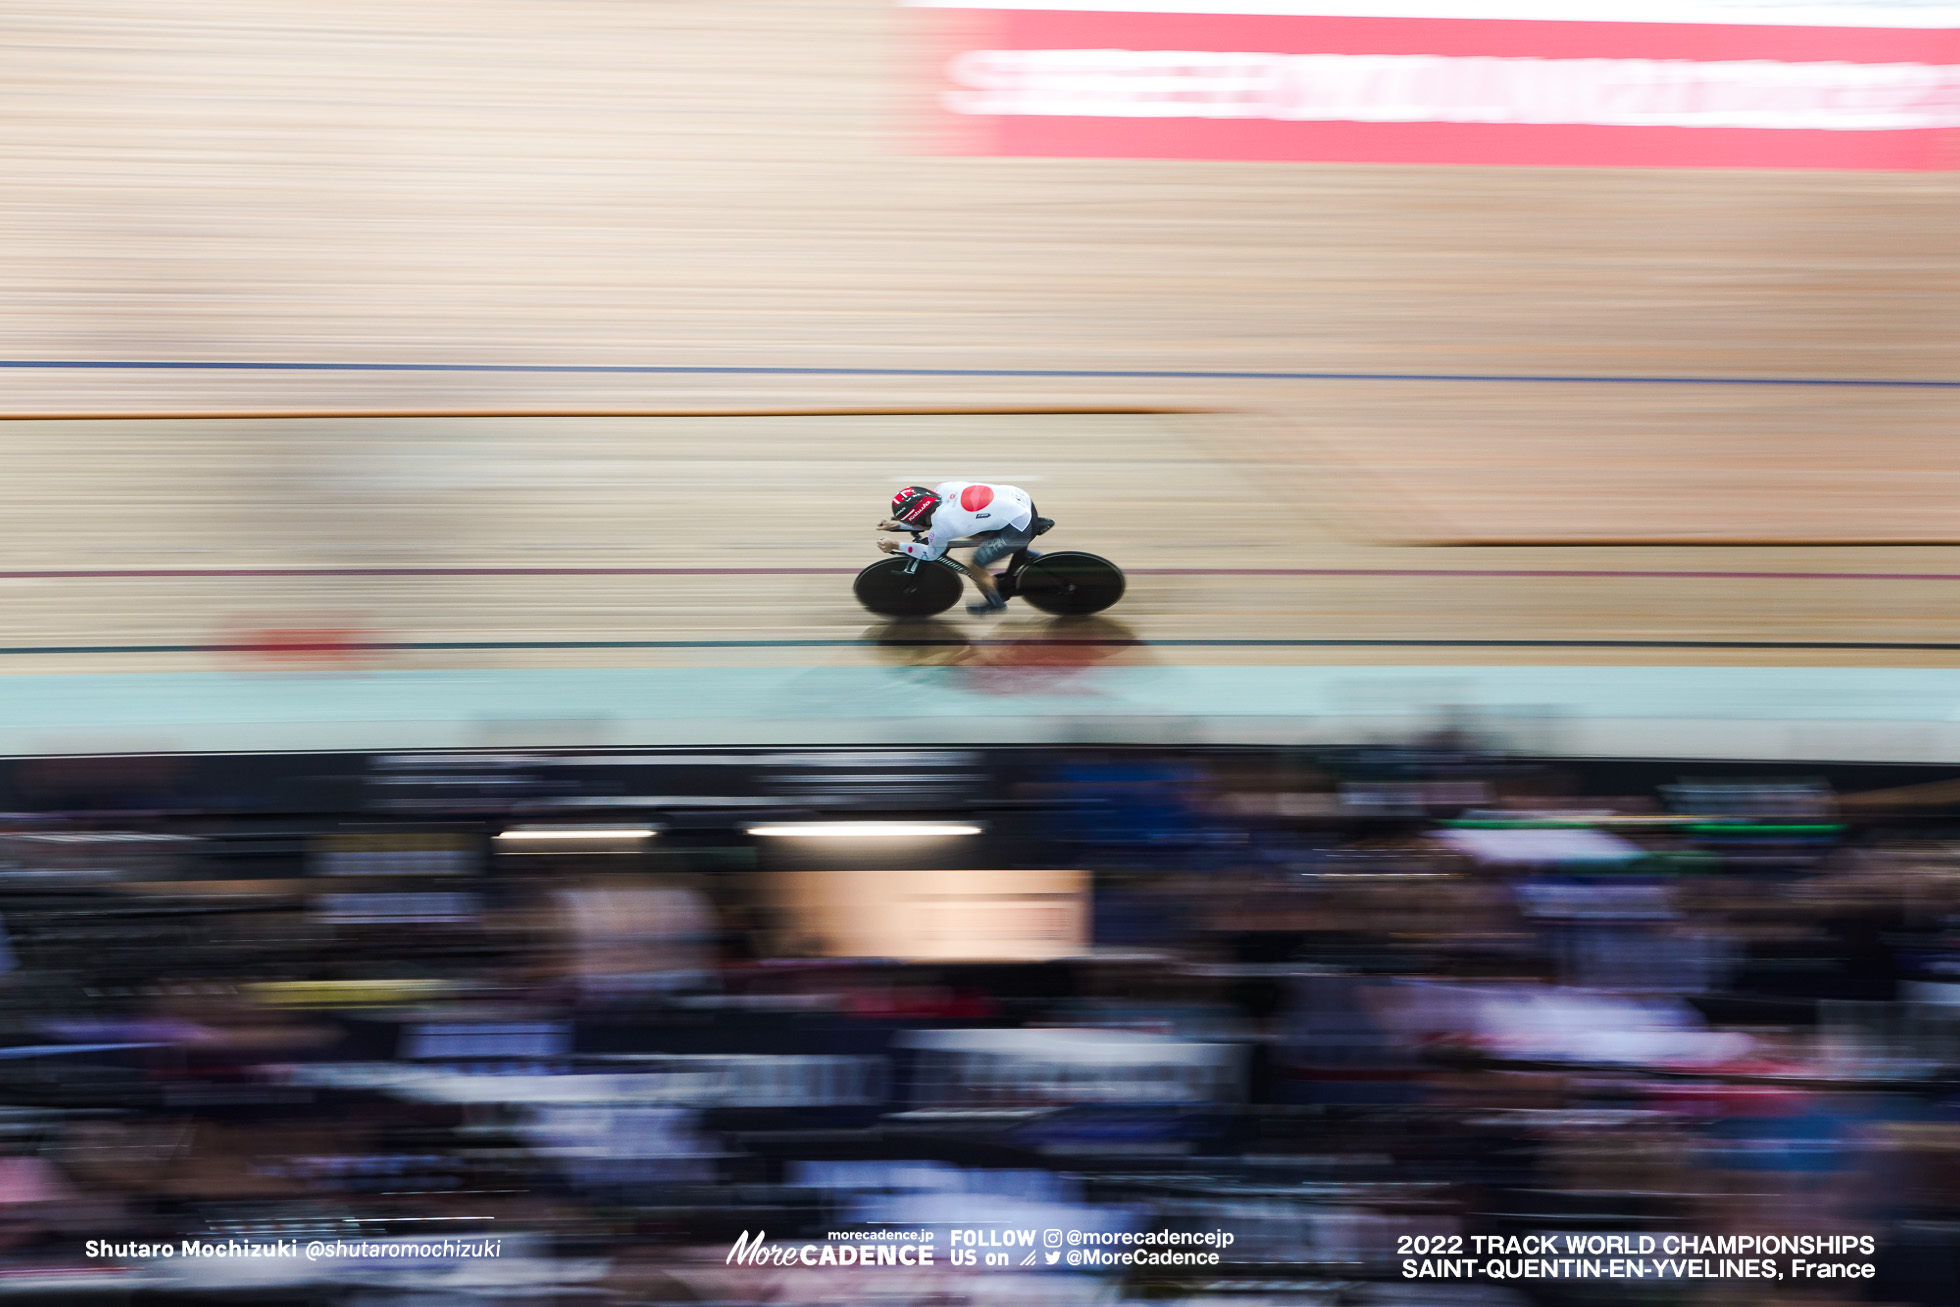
885, 528, 992, 548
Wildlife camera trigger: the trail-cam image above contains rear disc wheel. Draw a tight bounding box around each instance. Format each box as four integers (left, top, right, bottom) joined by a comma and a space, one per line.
1013, 552, 1126, 616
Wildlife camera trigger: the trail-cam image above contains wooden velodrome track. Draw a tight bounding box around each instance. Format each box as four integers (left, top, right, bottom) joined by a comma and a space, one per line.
4, 0, 1960, 699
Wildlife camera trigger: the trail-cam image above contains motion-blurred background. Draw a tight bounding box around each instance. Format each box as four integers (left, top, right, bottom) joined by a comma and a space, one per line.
3, 0, 1960, 1303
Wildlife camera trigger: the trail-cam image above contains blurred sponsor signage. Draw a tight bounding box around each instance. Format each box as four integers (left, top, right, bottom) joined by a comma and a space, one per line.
1436, 825, 1644, 864
775, 868, 1087, 960
314, 891, 482, 924
294, 1056, 887, 1107
311, 833, 478, 878
1514, 879, 1675, 919
899, 1027, 1243, 1104
401, 1021, 572, 1061
911, 0, 1960, 167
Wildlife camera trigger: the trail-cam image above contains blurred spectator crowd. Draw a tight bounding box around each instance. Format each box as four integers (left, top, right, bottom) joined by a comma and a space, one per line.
0, 744, 1950, 1304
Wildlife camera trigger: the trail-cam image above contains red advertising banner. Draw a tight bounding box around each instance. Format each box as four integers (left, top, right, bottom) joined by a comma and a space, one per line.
910, 1, 1960, 168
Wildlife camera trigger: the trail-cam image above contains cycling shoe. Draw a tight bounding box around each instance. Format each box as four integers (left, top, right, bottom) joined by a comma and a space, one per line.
967, 595, 1008, 616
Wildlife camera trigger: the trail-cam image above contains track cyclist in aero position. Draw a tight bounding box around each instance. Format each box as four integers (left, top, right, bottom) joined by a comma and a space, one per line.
877, 482, 1050, 615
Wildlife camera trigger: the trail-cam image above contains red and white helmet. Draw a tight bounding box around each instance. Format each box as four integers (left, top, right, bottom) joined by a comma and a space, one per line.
891, 485, 941, 525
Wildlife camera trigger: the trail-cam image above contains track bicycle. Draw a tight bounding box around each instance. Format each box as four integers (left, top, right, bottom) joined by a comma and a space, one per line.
853, 525, 1125, 619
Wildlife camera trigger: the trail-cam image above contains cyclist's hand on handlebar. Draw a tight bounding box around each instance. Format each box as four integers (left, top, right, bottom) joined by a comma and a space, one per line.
875, 537, 901, 554
876, 517, 908, 532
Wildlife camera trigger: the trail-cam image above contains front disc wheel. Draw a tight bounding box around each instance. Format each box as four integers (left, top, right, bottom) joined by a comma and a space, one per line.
854, 556, 964, 618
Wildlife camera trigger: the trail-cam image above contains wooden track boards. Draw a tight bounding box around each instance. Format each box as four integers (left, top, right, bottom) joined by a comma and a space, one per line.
1, 0, 1958, 669
0, 413, 1957, 679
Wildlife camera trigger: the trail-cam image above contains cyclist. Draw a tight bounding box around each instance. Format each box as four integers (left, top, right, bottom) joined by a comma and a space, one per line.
877, 482, 1048, 615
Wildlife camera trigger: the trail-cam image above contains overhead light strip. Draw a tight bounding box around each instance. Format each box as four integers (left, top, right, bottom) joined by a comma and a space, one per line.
745, 822, 983, 838
494, 828, 658, 841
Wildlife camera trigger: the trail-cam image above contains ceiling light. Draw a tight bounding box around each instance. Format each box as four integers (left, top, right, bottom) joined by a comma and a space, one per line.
494, 827, 657, 841
745, 822, 982, 838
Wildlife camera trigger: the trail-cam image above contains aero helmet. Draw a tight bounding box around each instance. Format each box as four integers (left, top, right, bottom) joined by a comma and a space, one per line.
891, 485, 941, 525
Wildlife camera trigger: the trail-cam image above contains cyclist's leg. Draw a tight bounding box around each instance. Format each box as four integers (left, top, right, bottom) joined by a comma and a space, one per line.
969, 524, 1041, 613
955, 556, 1005, 613
979, 520, 1042, 582
960, 529, 1022, 613
975, 522, 1040, 567
1010, 503, 1047, 569
953, 551, 998, 593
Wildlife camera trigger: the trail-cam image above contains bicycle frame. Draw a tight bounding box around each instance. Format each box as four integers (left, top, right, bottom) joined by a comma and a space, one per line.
890, 527, 1031, 580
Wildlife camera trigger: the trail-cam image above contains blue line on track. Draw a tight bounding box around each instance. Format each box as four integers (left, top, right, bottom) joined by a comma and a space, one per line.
0, 566, 1953, 581
3, 360, 1960, 387
14, 637, 1960, 655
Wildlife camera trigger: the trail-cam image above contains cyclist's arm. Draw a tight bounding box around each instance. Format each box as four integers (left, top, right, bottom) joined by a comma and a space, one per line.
899, 524, 952, 561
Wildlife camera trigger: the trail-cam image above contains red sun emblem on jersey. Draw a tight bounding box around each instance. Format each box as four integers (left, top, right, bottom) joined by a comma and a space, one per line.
959, 484, 994, 512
